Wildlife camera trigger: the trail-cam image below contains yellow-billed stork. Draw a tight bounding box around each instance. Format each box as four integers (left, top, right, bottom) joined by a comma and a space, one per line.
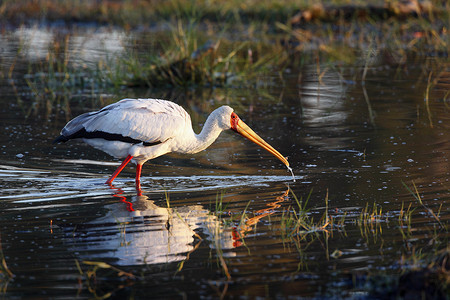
54, 98, 291, 190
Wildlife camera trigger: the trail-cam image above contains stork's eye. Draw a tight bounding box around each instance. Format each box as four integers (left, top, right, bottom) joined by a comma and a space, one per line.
231, 114, 237, 119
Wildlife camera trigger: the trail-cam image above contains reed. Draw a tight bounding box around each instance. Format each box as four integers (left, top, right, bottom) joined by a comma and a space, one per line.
401, 181, 446, 230
109, 23, 284, 88
11, 36, 116, 119
424, 72, 434, 128
9, 6, 449, 121
205, 191, 234, 279
75, 259, 136, 299
0, 234, 14, 294
11, 24, 289, 120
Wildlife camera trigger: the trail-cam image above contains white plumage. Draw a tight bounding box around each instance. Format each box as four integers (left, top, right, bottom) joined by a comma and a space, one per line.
84, 99, 189, 144
55, 98, 290, 191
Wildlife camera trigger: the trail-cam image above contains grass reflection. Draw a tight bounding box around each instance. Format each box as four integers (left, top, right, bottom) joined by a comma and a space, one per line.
75, 259, 136, 299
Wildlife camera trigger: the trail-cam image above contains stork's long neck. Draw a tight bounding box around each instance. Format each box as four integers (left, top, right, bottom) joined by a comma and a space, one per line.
183, 110, 225, 154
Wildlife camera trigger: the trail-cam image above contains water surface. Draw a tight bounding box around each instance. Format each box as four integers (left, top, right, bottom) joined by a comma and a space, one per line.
0, 26, 448, 299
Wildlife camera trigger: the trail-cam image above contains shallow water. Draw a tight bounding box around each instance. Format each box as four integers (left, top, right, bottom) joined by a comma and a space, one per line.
0, 26, 448, 299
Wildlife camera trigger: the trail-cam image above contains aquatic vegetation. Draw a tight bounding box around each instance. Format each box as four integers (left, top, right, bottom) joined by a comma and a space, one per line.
6, 0, 448, 122
2, 0, 449, 29
52, 184, 447, 298
10, 24, 287, 119
402, 180, 446, 230
75, 260, 136, 299
211, 184, 446, 253
280, 188, 331, 237
107, 22, 285, 88
10, 36, 117, 119
362, 247, 450, 299
398, 201, 415, 239
0, 235, 14, 294
397, 247, 450, 299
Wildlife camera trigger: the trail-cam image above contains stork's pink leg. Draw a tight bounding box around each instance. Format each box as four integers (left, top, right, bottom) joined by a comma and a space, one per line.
135, 163, 142, 194
105, 155, 133, 185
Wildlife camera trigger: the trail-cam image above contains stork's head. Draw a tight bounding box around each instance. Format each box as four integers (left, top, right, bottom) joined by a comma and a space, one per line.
216, 106, 290, 168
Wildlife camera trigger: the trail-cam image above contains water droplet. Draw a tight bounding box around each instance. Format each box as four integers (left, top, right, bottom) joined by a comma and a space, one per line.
287, 167, 296, 182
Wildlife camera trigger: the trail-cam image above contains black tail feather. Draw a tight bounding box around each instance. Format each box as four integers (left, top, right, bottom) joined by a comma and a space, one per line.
53, 135, 69, 144
52, 129, 162, 147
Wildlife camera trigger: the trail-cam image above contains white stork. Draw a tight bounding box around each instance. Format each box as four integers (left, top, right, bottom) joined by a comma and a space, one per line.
54, 98, 291, 190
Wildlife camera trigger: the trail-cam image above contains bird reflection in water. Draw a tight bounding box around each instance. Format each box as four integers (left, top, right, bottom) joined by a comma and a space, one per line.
68, 187, 218, 266
231, 188, 289, 247
67, 186, 290, 268
108, 184, 135, 211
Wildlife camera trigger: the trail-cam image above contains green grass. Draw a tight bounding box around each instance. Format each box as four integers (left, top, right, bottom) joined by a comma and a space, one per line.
6, 0, 449, 120
10, 22, 288, 117
2, 0, 449, 27
107, 21, 286, 88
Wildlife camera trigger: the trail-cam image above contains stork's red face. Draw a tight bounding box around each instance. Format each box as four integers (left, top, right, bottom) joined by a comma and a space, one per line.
230, 112, 289, 168
230, 112, 240, 132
